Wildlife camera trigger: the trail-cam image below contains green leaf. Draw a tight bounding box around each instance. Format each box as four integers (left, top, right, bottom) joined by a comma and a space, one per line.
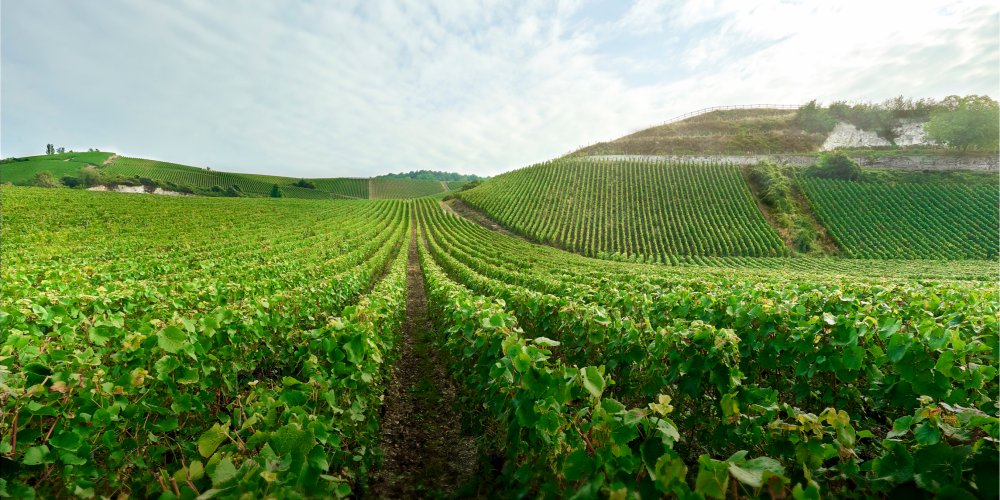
563, 449, 592, 482
154, 355, 182, 378
209, 458, 237, 487
822, 312, 836, 326
198, 423, 228, 458
59, 452, 87, 466
532, 337, 560, 347
157, 326, 188, 353
654, 453, 687, 491
23, 445, 52, 465
88, 326, 111, 346
728, 456, 785, 488
343, 334, 365, 365
580, 366, 605, 399
720, 393, 740, 419
873, 440, 914, 483
49, 431, 83, 451
695, 455, 730, 500
842, 345, 864, 370
913, 421, 941, 446
934, 350, 955, 378
887, 333, 911, 363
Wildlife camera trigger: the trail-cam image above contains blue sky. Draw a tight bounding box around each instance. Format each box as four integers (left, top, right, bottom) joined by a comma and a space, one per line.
2, 0, 997, 177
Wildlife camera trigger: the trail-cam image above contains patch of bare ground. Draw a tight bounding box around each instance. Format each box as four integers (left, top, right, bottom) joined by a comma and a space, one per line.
441, 198, 525, 241
102, 154, 120, 165
367, 228, 478, 499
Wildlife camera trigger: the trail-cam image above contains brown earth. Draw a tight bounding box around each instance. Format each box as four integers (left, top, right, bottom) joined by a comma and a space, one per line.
367, 228, 478, 499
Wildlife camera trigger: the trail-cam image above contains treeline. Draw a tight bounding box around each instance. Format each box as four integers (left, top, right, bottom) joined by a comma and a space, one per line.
377, 169, 483, 182
795, 95, 999, 150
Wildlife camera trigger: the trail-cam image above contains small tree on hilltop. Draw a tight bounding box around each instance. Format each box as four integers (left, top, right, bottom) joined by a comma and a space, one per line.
270, 184, 283, 198
46, 144, 54, 155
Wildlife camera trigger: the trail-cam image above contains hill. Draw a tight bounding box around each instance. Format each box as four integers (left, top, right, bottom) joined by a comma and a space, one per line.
0, 151, 114, 184
570, 96, 998, 157
457, 156, 999, 261
573, 107, 822, 156
459, 157, 788, 260
1, 153, 467, 199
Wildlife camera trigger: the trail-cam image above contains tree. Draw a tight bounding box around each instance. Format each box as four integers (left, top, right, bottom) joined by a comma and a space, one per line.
293, 179, 316, 189
57, 147, 65, 154
46, 144, 54, 155
925, 95, 999, 151
270, 184, 283, 198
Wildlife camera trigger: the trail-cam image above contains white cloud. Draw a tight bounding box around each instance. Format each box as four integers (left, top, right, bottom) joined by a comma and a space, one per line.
1, 0, 996, 177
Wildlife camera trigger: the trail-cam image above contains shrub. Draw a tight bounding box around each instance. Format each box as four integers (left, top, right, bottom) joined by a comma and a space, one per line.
812, 152, 861, 181
30, 172, 62, 188
293, 179, 316, 189
270, 184, 283, 198
79, 167, 104, 187
748, 162, 793, 212
794, 100, 836, 135
460, 180, 482, 191
61, 176, 81, 188
225, 186, 242, 197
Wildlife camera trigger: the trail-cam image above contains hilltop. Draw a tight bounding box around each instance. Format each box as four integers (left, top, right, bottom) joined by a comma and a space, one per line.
570, 96, 999, 157
0, 153, 476, 199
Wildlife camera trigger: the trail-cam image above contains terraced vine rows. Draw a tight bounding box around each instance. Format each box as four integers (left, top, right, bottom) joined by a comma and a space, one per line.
799, 177, 999, 259
1, 187, 409, 497
460, 157, 788, 260
412, 198, 998, 498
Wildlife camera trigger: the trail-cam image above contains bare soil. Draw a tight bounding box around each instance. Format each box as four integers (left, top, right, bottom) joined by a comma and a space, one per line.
441, 198, 525, 240
367, 229, 478, 499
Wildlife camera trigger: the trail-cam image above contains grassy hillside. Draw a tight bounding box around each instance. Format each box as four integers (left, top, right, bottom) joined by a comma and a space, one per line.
459, 157, 788, 260
572, 108, 825, 156
3, 153, 460, 199
800, 176, 998, 259
0, 151, 113, 184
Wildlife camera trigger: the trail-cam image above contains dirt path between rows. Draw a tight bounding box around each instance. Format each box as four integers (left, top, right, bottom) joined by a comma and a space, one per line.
102, 154, 119, 166
367, 228, 478, 499
440, 198, 527, 241
440, 180, 450, 192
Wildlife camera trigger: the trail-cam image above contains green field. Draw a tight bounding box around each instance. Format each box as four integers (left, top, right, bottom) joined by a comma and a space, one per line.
2, 153, 463, 199
460, 157, 789, 259
2, 185, 996, 498
0, 152, 113, 184
800, 176, 999, 259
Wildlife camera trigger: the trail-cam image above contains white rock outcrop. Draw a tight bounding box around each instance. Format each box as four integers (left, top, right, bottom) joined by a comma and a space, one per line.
822, 120, 931, 150
822, 122, 890, 149
87, 185, 189, 196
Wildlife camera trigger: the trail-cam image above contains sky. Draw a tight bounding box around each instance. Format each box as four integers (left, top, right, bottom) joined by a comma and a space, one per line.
2, 0, 997, 177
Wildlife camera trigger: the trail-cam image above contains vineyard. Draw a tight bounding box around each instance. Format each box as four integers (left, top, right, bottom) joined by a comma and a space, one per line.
0, 152, 114, 184
2, 185, 996, 498
369, 178, 449, 199
413, 198, 998, 498
459, 157, 789, 259
800, 177, 999, 259
1, 187, 410, 497
3, 154, 461, 199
